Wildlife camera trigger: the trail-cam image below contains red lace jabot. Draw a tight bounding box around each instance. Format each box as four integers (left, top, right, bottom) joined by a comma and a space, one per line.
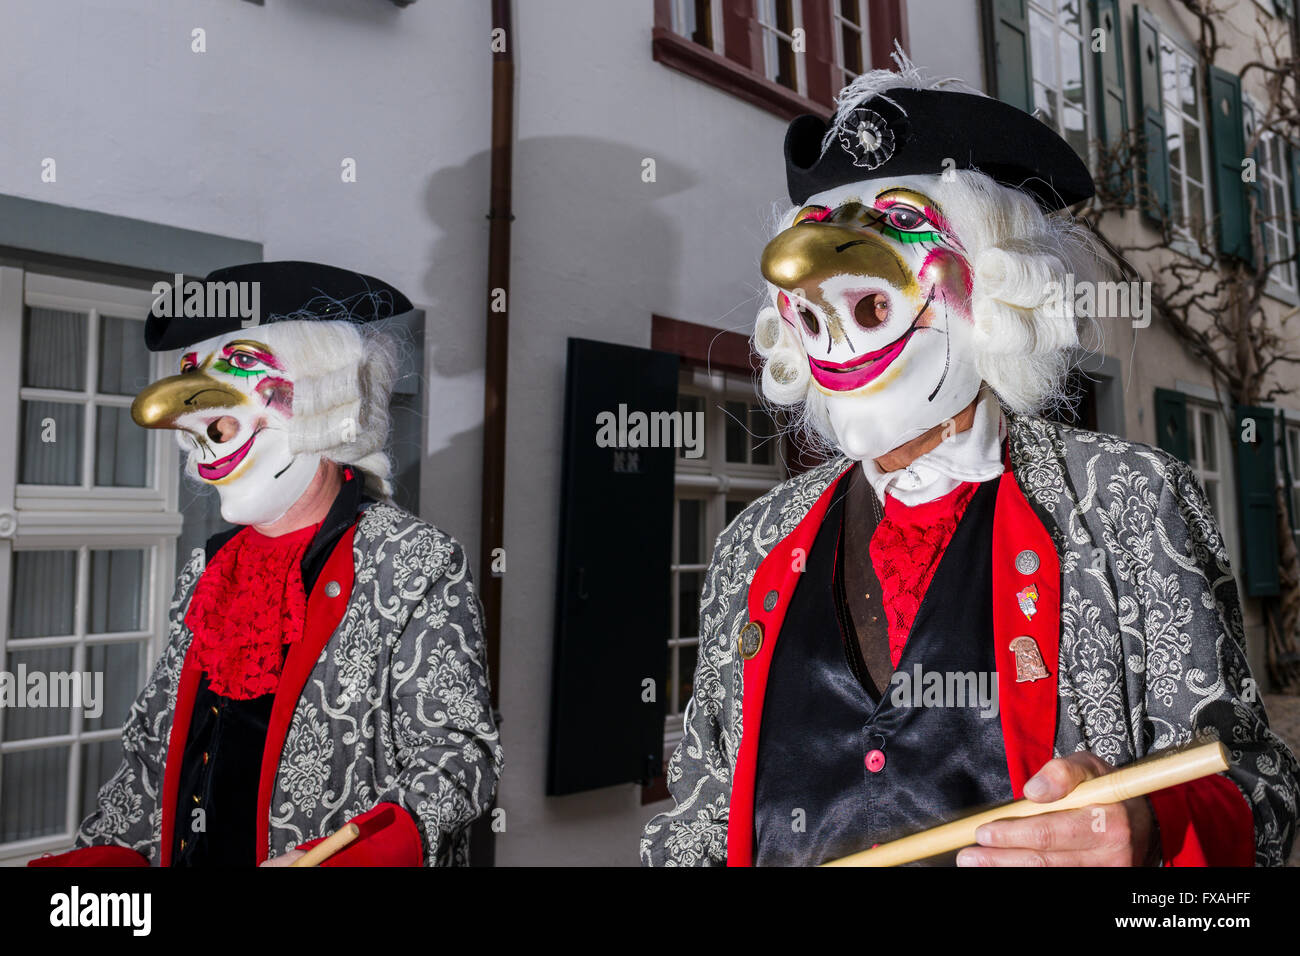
184, 521, 320, 700
869, 481, 978, 668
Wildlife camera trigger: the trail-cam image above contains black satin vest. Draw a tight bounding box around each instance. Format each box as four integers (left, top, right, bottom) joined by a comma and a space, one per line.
753, 477, 1012, 866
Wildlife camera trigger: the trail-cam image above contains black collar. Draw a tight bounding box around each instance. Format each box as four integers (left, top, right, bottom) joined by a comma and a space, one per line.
300, 466, 369, 593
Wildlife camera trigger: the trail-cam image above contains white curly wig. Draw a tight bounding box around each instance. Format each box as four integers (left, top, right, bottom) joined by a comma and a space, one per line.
255, 319, 400, 499
753, 52, 1105, 449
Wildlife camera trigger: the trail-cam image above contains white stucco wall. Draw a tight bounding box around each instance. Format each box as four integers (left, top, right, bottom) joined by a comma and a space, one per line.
0, 0, 492, 563
906, 0, 986, 90
498, 0, 789, 866
0, 0, 796, 866
493, 1, 995, 865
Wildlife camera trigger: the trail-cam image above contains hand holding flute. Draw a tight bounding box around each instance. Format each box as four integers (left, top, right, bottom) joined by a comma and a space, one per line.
258, 822, 362, 868
824, 742, 1229, 867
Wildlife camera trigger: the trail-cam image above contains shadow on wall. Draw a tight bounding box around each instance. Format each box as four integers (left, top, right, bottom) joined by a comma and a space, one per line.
417, 136, 697, 572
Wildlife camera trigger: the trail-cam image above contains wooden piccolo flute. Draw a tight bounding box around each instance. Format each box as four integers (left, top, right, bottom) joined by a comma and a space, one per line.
290, 822, 361, 868
822, 741, 1230, 867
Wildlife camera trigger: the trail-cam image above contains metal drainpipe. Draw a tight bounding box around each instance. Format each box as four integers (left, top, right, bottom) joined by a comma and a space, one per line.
480, 0, 513, 709
468, 0, 514, 868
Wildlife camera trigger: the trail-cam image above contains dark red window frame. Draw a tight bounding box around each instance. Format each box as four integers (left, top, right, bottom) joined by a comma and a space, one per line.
651, 0, 910, 121
651, 313, 759, 375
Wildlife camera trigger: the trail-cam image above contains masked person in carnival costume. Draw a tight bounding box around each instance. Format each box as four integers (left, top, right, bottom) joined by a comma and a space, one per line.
31, 261, 501, 867
642, 63, 1299, 867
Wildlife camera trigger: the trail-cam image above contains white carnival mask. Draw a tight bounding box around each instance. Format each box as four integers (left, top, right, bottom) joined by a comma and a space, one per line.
131, 327, 320, 525
760, 175, 982, 461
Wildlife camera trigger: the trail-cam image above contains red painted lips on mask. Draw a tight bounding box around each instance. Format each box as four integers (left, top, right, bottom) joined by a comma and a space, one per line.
197, 432, 256, 480
808, 301, 930, 391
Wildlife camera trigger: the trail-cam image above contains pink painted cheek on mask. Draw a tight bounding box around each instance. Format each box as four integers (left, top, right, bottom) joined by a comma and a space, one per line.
917, 248, 974, 320
256, 376, 294, 416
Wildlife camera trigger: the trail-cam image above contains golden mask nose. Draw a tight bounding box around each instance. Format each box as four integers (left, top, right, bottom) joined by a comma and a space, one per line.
760, 223, 911, 300
130, 373, 246, 429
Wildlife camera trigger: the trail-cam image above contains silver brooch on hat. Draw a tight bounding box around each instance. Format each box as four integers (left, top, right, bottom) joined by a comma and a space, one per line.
838, 106, 895, 170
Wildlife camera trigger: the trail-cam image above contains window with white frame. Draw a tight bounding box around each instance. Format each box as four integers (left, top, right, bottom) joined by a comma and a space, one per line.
756, 0, 805, 94
1260, 132, 1297, 291
0, 270, 179, 862
1028, 0, 1091, 162
832, 0, 869, 90
1159, 34, 1213, 241
1187, 400, 1236, 551
666, 369, 785, 751
1245, 101, 1297, 294
670, 0, 724, 54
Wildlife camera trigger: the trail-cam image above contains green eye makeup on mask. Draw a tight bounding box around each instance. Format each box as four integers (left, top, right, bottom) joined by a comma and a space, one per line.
213, 358, 264, 378
881, 225, 942, 245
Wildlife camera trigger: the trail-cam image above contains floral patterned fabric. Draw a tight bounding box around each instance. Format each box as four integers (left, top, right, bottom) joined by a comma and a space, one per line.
871, 480, 978, 667
183, 521, 318, 700
73, 502, 503, 866
641, 413, 1300, 866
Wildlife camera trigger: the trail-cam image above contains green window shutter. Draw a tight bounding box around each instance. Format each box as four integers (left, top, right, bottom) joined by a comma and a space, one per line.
984, 0, 1033, 114
1155, 388, 1190, 463
1234, 405, 1280, 597
1090, 0, 1131, 200
1132, 6, 1170, 223
1208, 67, 1252, 264
1275, 0, 1293, 18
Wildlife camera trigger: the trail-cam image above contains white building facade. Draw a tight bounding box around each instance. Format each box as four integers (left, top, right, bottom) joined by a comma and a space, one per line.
0, 0, 1292, 866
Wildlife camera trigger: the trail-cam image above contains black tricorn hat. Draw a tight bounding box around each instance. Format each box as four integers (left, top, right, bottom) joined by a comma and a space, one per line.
144, 259, 414, 352
784, 87, 1095, 211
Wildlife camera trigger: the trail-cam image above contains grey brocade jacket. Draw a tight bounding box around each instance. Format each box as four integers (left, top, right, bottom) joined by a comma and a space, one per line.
74, 501, 503, 866
641, 413, 1300, 866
